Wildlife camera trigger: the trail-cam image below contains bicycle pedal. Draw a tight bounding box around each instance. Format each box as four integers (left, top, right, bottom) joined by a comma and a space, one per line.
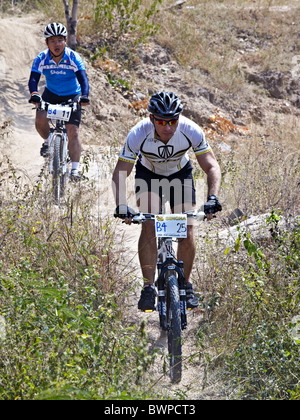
187, 306, 200, 312
144, 309, 155, 313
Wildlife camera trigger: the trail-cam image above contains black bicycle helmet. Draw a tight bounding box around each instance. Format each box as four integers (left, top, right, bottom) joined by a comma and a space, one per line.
148, 91, 183, 118
44, 22, 67, 39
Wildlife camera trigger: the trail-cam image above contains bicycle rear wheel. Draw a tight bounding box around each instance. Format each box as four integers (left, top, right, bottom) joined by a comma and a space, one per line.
166, 274, 182, 383
52, 134, 67, 204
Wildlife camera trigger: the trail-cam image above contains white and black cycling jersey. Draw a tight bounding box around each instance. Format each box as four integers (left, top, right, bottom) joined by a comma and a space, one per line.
119, 115, 211, 176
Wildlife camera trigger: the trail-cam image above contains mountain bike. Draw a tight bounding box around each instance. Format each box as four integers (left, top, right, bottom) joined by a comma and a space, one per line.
39, 100, 78, 204
116, 208, 206, 383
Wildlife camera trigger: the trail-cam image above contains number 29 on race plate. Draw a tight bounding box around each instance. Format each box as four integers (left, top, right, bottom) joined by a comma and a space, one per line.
155, 214, 187, 238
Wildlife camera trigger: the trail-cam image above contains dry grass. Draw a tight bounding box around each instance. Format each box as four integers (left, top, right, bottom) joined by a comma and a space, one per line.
216, 118, 300, 216
155, 0, 300, 92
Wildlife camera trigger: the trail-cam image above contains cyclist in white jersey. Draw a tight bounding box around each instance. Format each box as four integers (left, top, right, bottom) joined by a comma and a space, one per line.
113, 91, 222, 312
28, 23, 90, 181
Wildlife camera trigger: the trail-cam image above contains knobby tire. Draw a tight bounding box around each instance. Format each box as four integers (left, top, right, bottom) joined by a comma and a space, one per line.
166, 274, 182, 384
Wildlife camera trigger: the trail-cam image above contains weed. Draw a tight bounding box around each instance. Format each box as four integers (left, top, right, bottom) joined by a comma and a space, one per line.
94, 0, 162, 44
193, 213, 300, 399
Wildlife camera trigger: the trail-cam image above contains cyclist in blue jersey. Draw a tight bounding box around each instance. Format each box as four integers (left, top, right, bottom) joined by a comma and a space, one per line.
28, 22, 90, 181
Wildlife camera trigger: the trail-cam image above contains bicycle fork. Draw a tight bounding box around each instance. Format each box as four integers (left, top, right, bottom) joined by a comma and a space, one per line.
157, 259, 188, 331
48, 129, 68, 175
48, 130, 55, 174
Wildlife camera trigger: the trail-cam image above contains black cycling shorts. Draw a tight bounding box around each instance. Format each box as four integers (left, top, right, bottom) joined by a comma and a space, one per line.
41, 88, 82, 127
135, 160, 196, 211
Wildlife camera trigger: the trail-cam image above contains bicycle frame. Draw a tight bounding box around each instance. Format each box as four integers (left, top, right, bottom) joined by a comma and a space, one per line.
115, 208, 206, 383
39, 100, 77, 203
123, 209, 205, 327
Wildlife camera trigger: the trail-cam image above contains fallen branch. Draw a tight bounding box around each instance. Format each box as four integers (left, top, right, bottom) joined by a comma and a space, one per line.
165, 0, 187, 10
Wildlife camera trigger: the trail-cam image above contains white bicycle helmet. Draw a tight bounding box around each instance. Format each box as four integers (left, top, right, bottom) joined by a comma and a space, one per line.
44, 22, 67, 38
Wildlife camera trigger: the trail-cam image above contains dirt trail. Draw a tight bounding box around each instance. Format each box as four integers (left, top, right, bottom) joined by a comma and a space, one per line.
0, 15, 46, 179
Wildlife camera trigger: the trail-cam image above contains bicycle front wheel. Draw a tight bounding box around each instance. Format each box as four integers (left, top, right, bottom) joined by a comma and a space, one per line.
52, 134, 67, 204
166, 274, 182, 384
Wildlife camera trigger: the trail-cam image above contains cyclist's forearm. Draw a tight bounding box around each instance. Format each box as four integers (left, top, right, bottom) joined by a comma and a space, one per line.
206, 165, 221, 197
112, 161, 133, 206
112, 174, 127, 206
196, 151, 221, 197
28, 71, 41, 94
76, 70, 89, 97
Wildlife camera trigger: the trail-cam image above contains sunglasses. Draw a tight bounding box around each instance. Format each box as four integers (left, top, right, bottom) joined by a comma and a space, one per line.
153, 116, 179, 126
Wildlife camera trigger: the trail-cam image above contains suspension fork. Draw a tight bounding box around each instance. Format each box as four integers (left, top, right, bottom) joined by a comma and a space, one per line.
60, 129, 69, 175
156, 238, 187, 330
48, 129, 55, 174
48, 125, 67, 175
157, 238, 167, 330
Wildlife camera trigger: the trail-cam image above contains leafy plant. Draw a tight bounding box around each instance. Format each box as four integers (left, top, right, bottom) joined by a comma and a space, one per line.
0, 269, 155, 399
94, 0, 162, 44
0, 159, 157, 400
194, 214, 300, 399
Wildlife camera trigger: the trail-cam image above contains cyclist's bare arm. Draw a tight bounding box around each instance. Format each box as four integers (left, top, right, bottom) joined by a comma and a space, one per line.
196, 150, 221, 196
195, 151, 222, 220
112, 159, 134, 207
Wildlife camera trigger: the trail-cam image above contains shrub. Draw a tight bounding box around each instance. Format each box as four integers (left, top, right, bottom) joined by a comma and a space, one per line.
194, 213, 300, 400
94, 0, 162, 44
0, 160, 157, 400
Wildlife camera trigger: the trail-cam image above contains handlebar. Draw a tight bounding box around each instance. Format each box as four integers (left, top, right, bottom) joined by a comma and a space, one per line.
116, 210, 207, 224
38, 100, 78, 112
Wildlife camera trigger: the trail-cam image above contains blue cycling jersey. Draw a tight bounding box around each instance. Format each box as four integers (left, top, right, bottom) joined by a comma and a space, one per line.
30, 47, 88, 96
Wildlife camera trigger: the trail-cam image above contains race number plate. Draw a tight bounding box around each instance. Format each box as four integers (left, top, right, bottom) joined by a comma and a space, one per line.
47, 104, 72, 122
155, 214, 188, 238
